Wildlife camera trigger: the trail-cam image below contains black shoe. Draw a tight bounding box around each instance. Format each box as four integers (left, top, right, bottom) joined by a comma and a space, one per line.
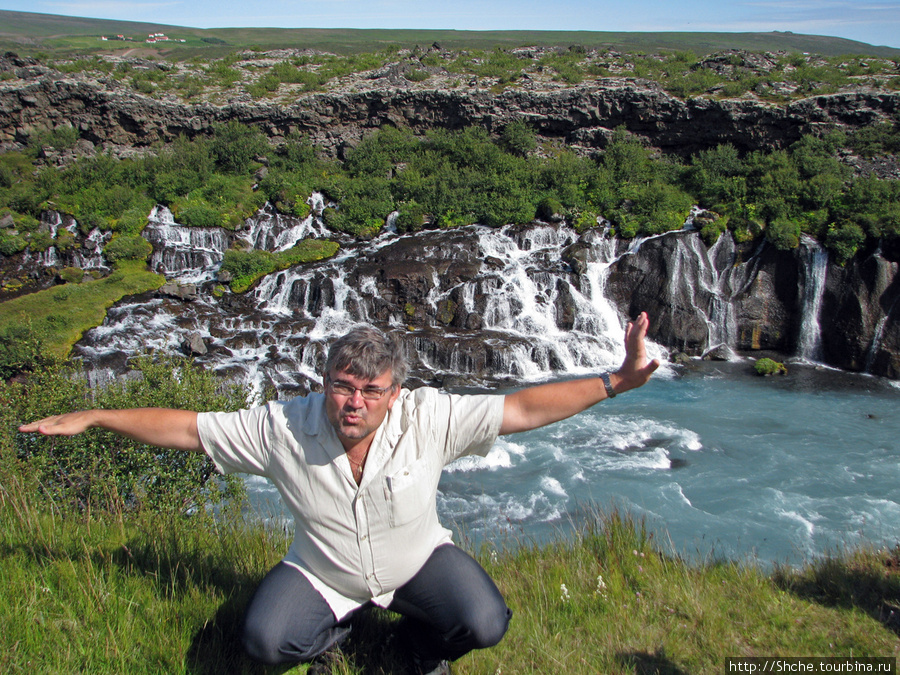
411, 655, 452, 675
307, 646, 346, 675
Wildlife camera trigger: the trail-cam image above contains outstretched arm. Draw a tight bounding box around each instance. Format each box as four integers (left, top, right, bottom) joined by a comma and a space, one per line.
18, 408, 202, 452
500, 312, 660, 435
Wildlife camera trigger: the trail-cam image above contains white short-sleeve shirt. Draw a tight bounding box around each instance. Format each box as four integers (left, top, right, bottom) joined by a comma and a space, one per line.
197, 387, 505, 619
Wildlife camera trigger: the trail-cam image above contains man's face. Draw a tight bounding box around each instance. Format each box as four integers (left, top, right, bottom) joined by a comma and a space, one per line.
324, 367, 400, 451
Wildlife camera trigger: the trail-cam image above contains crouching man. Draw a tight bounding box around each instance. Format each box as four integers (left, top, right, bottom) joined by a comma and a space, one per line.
20, 313, 659, 674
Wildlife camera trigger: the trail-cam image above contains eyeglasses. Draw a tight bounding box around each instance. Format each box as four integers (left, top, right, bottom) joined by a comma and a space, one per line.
326, 378, 394, 400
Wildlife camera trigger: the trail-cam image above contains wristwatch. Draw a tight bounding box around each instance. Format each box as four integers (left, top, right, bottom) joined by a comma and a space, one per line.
600, 372, 617, 398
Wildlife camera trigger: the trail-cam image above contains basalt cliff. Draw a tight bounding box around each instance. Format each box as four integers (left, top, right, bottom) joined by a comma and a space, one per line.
1, 51, 899, 385
3, 53, 900, 162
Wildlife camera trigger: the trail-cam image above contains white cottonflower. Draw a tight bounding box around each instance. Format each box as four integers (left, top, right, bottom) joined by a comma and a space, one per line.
560, 583, 570, 602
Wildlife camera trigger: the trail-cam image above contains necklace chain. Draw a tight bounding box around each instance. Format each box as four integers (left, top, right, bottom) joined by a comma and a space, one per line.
347, 452, 367, 482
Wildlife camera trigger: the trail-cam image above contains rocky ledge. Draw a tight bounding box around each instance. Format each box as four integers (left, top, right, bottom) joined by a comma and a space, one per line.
2, 50, 900, 166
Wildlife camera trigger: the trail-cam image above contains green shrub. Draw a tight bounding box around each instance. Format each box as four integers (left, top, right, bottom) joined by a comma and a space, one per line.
755, 357, 787, 375
8, 355, 250, 512
501, 119, 537, 157
173, 199, 220, 228
537, 196, 565, 221
574, 211, 601, 232
59, 267, 84, 284
0, 233, 27, 256
698, 213, 728, 245
55, 228, 76, 251
766, 216, 801, 250
404, 68, 430, 82
209, 121, 268, 174
104, 234, 152, 263
0, 322, 57, 379
825, 222, 866, 265
221, 240, 339, 292
395, 201, 426, 233
25, 124, 80, 155
27, 230, 54, 252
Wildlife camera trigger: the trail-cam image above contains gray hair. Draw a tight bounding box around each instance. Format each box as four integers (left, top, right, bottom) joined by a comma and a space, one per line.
324, 325, 409, 386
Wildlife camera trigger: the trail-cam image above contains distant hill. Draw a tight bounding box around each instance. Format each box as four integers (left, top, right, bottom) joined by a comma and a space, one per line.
1, 9, 899, 58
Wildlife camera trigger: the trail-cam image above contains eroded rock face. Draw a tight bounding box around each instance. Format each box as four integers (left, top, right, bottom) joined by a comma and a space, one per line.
3, 61, 900, 160
604, 233, 805, 355
821, 252, 900, 377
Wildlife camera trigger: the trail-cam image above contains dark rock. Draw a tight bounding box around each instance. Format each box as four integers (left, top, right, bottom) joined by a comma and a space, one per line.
159, 282, 199, 301
185, 332, 208, 355
2, 73, 898, 159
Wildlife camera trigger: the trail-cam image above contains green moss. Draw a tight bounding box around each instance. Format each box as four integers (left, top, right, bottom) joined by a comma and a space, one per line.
755, 357, 787, 376
222, 240, 340, 293
0, 260, 165, 358
59, 267, 84, 284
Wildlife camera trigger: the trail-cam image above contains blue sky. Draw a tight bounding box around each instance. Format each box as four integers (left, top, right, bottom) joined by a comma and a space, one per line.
2, 0, 900, 48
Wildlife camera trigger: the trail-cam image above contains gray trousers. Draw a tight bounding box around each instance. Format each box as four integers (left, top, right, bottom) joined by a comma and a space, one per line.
242, 543, 512, 666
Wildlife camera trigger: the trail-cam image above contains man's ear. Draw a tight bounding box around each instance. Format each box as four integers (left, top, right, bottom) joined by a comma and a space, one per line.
387, 384, 401, 409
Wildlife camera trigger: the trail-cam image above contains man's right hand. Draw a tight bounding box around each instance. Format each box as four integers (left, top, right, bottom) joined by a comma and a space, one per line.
19, 408, 203, 452
19, 410, 99, 437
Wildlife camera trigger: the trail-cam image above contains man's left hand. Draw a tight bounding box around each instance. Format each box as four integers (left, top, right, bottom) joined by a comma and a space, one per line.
610, 311, 660, 395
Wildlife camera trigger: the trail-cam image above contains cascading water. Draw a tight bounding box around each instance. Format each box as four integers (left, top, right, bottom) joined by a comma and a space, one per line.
70, 227, 111, 272
73, 209, 669, 394
145, 206, 229, 282
37, 204, 900, 569
472, 224, 627, 377
796, 236, 829, 362
238, 196, 331, 251
865, 292, 899, 373
624, 229, 761, 359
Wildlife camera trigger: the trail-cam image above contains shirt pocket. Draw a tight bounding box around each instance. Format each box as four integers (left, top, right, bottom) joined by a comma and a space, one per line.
384, 458, 434, 527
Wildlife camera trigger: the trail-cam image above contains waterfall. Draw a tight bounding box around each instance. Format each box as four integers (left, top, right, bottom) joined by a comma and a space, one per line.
70, 227, 112, 271
238, 198, 330, 252
864, 284, 900, 374
797, 236, 829, 362
38, 211, 63, 267
145, 206, 229, 282
470, 224, 629, 379
74, 220, 670, 394
629, 231, 759, 359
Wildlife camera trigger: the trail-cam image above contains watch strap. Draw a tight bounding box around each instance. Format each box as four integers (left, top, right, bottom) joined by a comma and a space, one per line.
600, 372, 617, 398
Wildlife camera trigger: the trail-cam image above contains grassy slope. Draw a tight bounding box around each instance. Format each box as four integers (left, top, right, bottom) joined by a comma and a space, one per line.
1, 9, 899, 57
0, 260, 165, 359
1, 463, 897, 675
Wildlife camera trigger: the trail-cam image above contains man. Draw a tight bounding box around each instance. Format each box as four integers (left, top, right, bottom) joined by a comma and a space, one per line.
20, 312, 659, 674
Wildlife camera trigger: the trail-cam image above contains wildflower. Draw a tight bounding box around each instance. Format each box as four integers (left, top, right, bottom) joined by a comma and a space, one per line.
594, 575, 608, 598
489, 549, 498, 564
560, 583, 570, 602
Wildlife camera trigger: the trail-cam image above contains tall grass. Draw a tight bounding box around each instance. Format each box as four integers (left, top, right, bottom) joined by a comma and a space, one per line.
1, 452, 897, 674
